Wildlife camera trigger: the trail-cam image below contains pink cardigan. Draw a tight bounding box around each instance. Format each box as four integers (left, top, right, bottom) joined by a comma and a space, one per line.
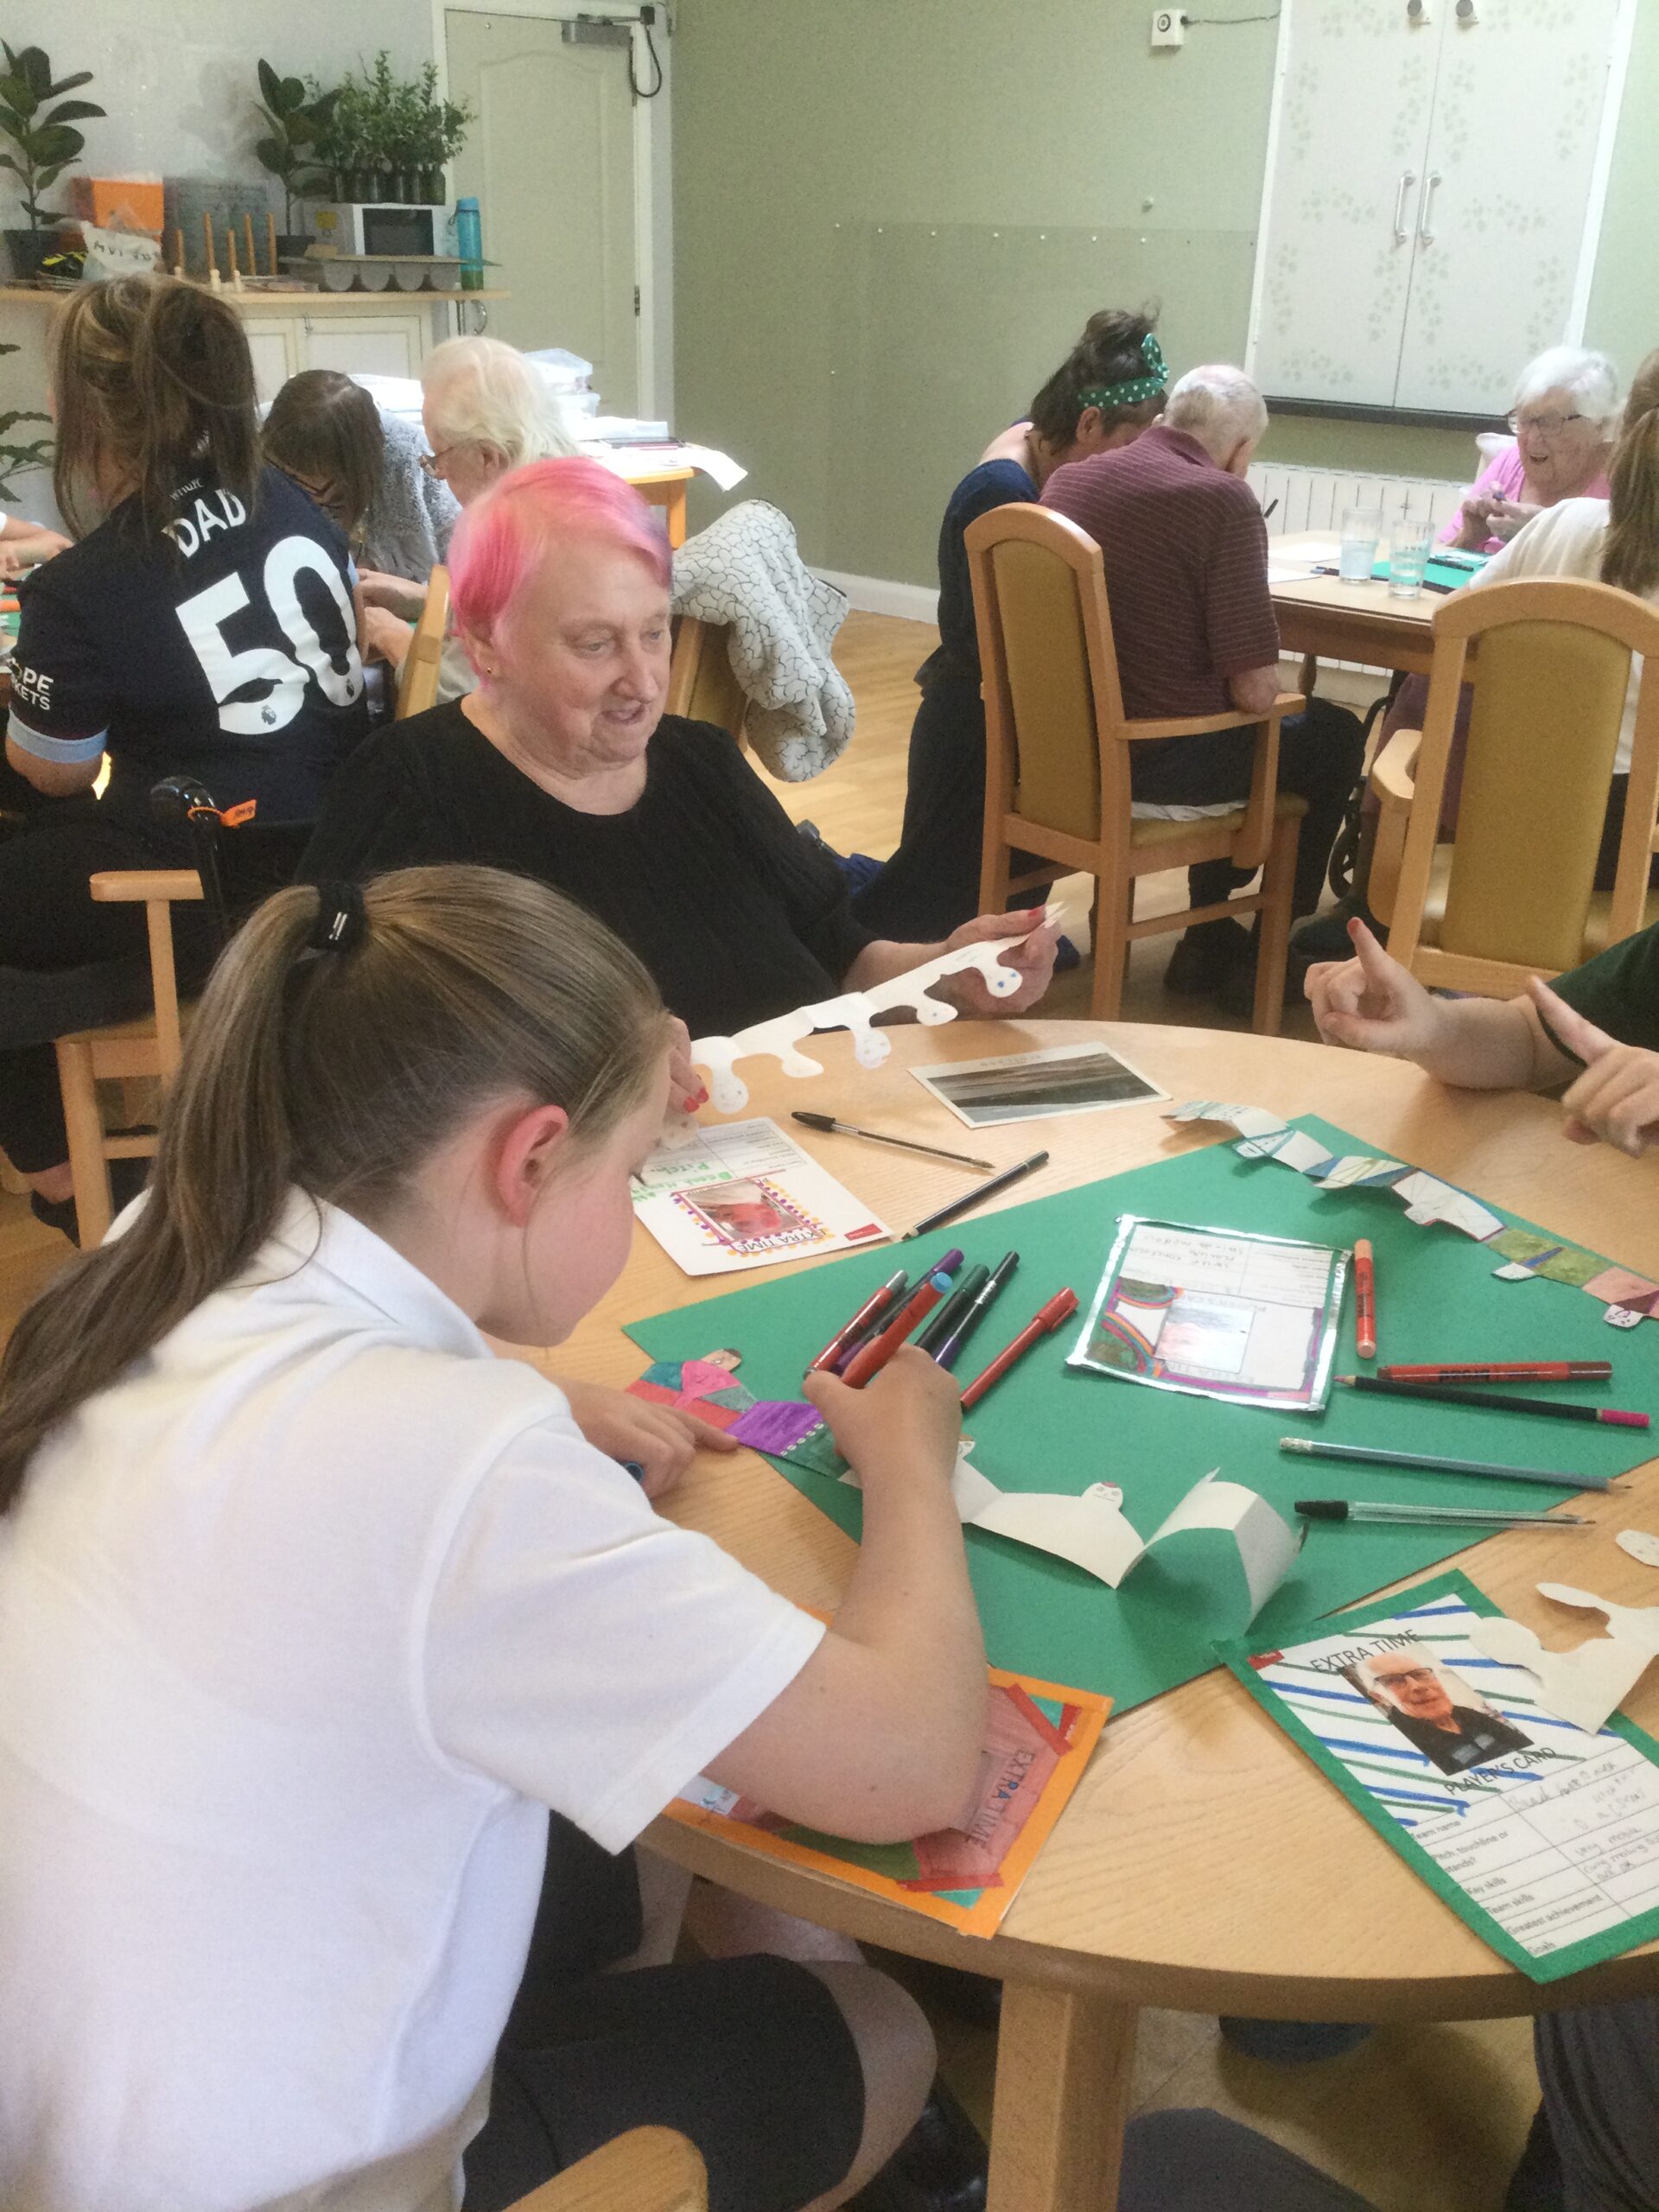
1440, 440, 1611, 553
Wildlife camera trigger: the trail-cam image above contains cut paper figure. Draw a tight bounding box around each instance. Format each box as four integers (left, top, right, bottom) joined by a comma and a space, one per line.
627, 1350, 823, 1455
1617, 1529, 1659, 1569
1166, 1102, 1659, 1334
1537, 1582, 1659, 1657
690, 910, 1057, 1115
1467, 1614, 1652, 1737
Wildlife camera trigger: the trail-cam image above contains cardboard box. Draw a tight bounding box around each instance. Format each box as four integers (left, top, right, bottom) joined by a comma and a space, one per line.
67, 177, 164, 235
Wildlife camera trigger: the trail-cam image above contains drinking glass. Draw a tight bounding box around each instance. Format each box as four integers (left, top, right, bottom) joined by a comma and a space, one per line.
1338, 507, 1382, 583
1388, 519, 1435, 599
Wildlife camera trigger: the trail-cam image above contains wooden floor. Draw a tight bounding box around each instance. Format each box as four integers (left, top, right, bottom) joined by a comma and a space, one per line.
0, 613, 1537, 2208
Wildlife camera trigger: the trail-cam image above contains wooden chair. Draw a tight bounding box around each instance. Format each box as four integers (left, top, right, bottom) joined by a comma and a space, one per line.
665, 614, 749, 747
53, 868, 202, 1246
507, 2126, 706, 2212
1369, 576, 1659, 994
396, 563, 450, 721
964, 503, 1306, 1030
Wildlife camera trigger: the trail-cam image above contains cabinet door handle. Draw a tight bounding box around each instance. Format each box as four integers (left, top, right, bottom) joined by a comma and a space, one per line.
1418, 170, 1442, 245
1393, 171, 1417, 244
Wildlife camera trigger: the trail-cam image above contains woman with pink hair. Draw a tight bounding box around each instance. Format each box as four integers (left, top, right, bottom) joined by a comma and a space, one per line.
302, 459, 1058, 1108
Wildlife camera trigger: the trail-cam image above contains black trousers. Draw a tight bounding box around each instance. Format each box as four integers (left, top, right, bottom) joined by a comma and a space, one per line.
1174, 698, 1367, 927
851, 676, 996, 943
461, 1817, 865, 2212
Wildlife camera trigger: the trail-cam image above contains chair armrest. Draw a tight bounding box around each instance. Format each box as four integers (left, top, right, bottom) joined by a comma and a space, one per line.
1121, 693, 1305, 742
506, 2128, 708, 2212
89, 869, 204, 904
1370, 727, 1421, 810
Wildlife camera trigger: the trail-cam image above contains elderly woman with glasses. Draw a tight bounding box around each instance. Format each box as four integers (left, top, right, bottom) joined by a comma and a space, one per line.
1443, 346, 1618, 554
353, 337, 580, 691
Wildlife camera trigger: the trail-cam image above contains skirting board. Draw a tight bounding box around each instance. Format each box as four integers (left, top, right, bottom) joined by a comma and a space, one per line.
815, 568, 940, 626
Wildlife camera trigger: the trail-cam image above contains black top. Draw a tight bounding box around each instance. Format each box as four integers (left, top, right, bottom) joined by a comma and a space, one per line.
916, 456, 1036, 693
1547, 915, 1659, 1058
9, 466, 368, 823
299, 704, 875, 1038
1389, 1705, 1533, 1775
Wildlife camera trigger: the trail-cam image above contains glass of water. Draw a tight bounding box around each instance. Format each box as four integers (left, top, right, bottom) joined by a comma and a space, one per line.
1338, 508, 1382, 582
1388, 519, 1435, 599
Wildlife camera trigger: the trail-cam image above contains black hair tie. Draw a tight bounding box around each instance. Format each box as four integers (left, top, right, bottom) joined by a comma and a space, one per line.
306, 880, 367, 956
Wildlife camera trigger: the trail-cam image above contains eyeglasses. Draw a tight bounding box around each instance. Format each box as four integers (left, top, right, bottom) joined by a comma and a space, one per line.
1509, 411, 1586, 440
1375, 1666, 1439, 1688
420, 440, 474, 479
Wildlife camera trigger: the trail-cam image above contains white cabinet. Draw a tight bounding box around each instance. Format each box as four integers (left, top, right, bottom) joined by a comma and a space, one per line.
242, 321, 298, 407
1249, 0, 1633, 415
298, 311, 429, 382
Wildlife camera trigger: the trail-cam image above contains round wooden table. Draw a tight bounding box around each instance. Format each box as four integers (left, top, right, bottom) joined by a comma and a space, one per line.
534, 1018, 1659, 2212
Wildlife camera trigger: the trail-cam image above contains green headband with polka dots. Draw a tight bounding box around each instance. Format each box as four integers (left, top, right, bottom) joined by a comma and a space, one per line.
1077, 333, 1167, 411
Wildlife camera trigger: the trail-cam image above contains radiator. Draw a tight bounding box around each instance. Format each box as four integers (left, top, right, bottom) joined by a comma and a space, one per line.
1246, 461, 1471, 680
1245, 461, 1467, 537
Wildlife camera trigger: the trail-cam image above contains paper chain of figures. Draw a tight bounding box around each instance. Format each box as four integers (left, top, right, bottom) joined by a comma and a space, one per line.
1167, 1103, 1659, 1333
688, 912, 1057, 1116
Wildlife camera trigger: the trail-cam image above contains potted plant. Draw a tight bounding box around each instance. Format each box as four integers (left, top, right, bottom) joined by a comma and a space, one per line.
0, 338, 51, 500
413, 65, 474, 204
0, 41, 103, 281
251, 60, 335, 261
316, 75, 371, 203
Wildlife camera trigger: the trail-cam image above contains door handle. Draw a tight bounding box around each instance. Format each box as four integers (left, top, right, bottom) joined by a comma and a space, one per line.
1393, 171, 1417, 244
1418, 170, 1442, 245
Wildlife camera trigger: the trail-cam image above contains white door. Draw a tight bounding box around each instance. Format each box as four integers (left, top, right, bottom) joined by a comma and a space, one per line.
1393, 0, 1626, 413
1249, 0, 1443, 407
242, 321, 299, 407
446, 11, 639, 413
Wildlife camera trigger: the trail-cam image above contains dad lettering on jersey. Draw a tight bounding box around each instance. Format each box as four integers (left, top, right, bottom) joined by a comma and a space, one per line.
163, 486, 250, 561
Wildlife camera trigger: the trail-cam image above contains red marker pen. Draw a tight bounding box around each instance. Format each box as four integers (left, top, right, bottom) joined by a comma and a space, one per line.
842, 1258, 963, 1389
1353, 1239, 1376, 1362
959, 1288, 1079, 1412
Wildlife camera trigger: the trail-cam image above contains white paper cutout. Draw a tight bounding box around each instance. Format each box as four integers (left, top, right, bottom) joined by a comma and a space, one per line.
1605, 1306, 1648, 1331
1494, 1262, 1543, 1281
1467, 1615, 1652, 1736
837, 1454, 1300, 1622
1538, 1581, 1659, 1656
691, 911, 1057, 1114
1617, 1529, 1659, 1569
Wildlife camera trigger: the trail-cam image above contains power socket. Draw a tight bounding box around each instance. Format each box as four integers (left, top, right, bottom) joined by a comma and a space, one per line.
1151, 9, 1185, 48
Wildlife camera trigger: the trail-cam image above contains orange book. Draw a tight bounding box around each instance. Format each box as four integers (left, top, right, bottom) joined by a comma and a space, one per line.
664, 1644, 1109, 1938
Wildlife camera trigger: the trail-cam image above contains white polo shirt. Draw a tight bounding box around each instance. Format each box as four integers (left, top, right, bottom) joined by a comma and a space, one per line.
0, 1192, 823, 2212
1471, 497, 1653, 777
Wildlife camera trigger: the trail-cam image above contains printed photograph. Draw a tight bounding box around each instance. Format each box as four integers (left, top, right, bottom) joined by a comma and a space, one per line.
677, 1176, 820, 1251
1344, 1640, 1534, 1777
914, 1043, 1166, 1128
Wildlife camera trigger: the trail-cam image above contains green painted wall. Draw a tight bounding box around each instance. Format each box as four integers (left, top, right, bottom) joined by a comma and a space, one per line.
673, 0, 1659, 587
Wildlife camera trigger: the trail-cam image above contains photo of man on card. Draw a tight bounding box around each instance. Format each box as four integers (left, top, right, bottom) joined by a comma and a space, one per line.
1346, 1643, 1533, 1775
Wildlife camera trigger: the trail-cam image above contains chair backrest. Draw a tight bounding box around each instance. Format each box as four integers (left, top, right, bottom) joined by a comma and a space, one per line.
664, 614, 749, 747
396, 563, 450, 722
963, 503, 1131, 848
1387, 577, 1659, 984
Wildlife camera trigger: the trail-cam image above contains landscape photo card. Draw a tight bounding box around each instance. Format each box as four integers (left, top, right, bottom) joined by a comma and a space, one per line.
912, 1040, 1168, 1128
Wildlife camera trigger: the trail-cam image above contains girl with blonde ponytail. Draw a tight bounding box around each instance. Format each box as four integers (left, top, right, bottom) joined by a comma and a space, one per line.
0, 864, 983, 2212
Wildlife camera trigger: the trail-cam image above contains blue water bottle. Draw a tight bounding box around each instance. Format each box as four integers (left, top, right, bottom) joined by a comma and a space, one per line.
454, 195, 483, 292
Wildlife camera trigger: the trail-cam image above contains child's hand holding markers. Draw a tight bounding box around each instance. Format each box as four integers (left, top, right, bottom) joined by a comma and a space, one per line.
804, 1344, 961, 1485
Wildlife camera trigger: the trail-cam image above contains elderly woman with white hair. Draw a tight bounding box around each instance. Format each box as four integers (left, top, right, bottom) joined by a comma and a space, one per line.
357, 336, 581, 690
1444, 346, 1618, 553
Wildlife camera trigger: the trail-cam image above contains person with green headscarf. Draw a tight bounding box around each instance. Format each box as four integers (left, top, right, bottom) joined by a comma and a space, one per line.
850, 310, 1166, 942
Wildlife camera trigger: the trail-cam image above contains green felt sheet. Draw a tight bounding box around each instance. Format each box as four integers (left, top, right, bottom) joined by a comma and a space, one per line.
626, 1117, 1656, 1713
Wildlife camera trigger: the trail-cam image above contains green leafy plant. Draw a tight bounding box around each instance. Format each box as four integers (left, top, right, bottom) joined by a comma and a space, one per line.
0, 41, 104, 229
315, 54, 473, 199
0, 339, 51, 502
251, 59, 337, 236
